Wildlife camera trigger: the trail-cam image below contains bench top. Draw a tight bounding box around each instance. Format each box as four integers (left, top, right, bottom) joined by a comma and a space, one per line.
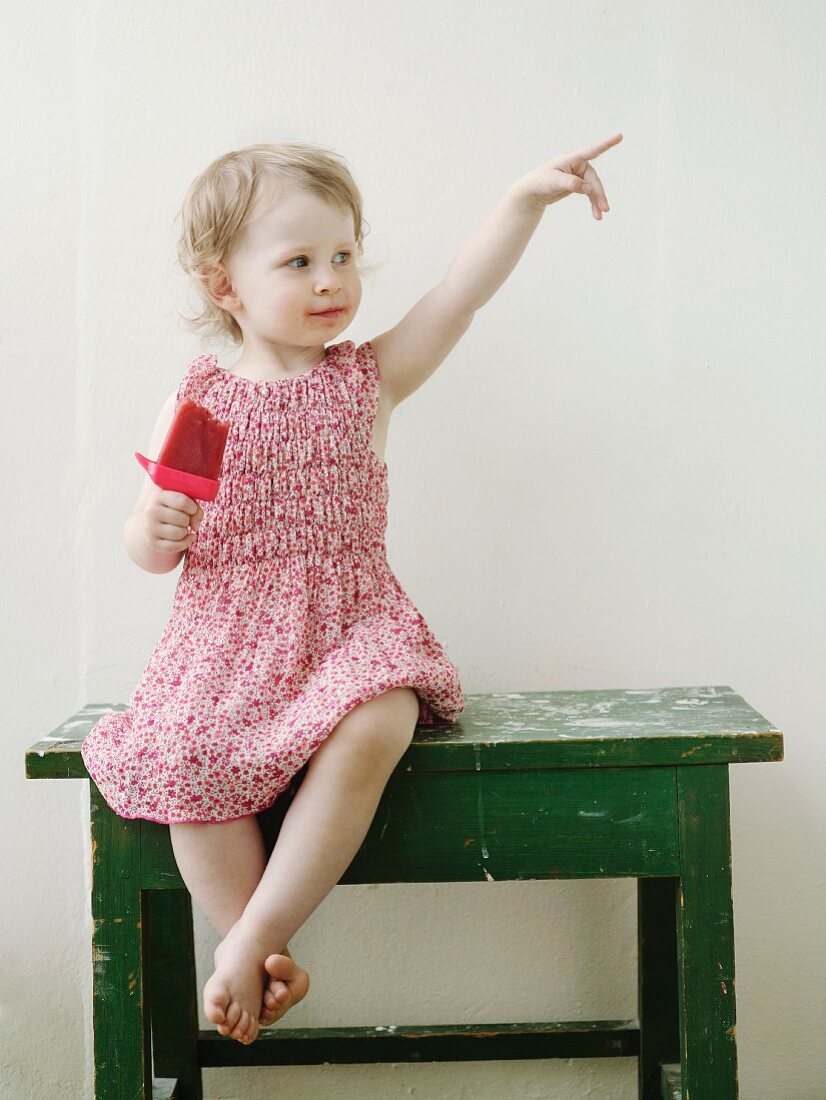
26, 685, 782, 779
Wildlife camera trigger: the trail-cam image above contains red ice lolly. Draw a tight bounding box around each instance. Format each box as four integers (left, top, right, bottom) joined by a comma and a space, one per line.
134, 400, 230, 502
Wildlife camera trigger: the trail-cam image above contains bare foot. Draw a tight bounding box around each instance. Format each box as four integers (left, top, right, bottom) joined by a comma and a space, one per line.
258, 950, 310, 1027
203, 920, 273, 1045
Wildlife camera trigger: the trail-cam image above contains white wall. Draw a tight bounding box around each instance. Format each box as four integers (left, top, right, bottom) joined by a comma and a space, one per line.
4, 1, 824, 1096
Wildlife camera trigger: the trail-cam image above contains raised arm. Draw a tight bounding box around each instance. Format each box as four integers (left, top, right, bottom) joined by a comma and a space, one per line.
370, 133, 623, 407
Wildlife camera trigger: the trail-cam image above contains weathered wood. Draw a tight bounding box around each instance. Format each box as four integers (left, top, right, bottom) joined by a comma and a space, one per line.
638, 878, 680, 1098
675, 766, 738, 1098
141, 766, 679, 887
344, 765, 680, 882
25, 686, 783, 780
195, 1019, 641, 1067
27, 688, 781, 1098
90, 783, 152, 1100
151, 1081, 179, 1100
146, 890, 202, 1098
661, 1062, 682, 1099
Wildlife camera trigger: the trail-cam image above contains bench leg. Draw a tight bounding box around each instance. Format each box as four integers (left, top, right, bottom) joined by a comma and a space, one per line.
90, 784, 152, 1100
675, 765, 739, 1098
146, 889, 203, 1099
637, 876, 680, 1098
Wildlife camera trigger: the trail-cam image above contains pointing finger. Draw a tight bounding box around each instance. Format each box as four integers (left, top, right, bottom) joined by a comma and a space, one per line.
575, 132, 624, 164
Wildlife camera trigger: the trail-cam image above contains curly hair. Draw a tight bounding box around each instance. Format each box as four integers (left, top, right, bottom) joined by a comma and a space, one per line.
173, 142, 377, 348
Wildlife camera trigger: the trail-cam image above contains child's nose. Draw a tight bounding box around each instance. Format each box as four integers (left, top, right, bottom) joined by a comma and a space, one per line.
314, 271, 341, 292
315, 284, 339, 296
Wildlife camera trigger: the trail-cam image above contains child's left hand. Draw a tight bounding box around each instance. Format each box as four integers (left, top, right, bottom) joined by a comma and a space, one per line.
511, 133, 623, 219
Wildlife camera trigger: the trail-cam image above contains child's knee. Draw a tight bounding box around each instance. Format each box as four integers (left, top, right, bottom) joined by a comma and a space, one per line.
322, 687, 419, 767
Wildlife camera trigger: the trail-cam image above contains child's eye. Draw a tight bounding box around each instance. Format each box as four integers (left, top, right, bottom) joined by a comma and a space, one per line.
286, 251, 351, 268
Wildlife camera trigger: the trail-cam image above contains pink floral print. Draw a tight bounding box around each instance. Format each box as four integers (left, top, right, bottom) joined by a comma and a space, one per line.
81, 340, 464, 824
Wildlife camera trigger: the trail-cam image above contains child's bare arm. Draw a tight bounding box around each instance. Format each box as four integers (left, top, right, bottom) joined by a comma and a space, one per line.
371, 133, 623, 407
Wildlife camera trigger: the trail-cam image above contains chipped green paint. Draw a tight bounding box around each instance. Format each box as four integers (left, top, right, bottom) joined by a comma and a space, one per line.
146, 890, 202, 1097
661, 1063, 682, 1100
340, 766, 681, 884
675, 766, 738, 1098
197, 1019, 641, 1066
89, 783, 152, 1099
26, 687, 782, 780
151, 1080, 178, 1100
28, 687, 782, 1097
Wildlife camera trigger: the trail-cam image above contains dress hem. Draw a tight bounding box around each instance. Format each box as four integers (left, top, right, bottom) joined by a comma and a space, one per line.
83, 679, 461, 826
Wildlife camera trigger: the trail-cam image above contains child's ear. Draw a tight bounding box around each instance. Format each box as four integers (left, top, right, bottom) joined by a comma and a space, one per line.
200, 264, 238, 309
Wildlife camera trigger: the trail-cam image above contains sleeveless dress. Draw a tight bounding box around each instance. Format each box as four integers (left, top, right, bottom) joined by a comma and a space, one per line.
80, 339, 465, 825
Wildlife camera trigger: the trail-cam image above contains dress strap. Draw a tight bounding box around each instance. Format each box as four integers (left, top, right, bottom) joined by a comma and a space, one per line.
175, 354, 219, 409
353, 340, 381, 437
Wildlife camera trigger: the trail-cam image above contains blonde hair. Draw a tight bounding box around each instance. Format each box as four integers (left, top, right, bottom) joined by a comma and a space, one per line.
173, 142, 377, 348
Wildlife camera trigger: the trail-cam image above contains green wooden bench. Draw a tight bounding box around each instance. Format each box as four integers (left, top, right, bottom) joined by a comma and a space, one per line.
26, 685, 783, 1099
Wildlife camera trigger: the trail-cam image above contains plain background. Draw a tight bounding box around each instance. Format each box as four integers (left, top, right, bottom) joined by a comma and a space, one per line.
3, 1, 824, 1097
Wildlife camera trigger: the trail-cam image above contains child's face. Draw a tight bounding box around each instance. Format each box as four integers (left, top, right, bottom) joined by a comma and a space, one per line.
219, 186, 362, 348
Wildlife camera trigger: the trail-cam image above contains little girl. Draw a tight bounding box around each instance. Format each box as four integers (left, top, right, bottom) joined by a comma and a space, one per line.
81, 134, 621, 1046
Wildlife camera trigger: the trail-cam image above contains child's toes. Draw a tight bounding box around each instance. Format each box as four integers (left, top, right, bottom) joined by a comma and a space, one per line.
259, 980, 291, 1026
229, 1008, 248, 1040
257, 953, 310, 1026
266, 980, 290, 1006
266, 954, 310, 1007
223, 1000, 243, 1034
231, 1010, 259, 1044
202, 978, 229, 1027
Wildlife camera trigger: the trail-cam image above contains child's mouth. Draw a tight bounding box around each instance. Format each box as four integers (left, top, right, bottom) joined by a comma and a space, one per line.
311, 308, 346, 319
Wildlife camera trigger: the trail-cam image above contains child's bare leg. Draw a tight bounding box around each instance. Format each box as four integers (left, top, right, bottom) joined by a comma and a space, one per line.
168, 813, 307, 1031
169, 814, 267, 935
203, 686, 420, 1044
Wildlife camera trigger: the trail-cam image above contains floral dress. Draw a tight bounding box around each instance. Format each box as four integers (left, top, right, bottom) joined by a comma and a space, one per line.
80, 339, 465, 824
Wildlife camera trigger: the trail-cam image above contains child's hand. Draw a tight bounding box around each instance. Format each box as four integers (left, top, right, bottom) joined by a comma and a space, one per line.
141, 488, 203, 553
510, 133, 623, 219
